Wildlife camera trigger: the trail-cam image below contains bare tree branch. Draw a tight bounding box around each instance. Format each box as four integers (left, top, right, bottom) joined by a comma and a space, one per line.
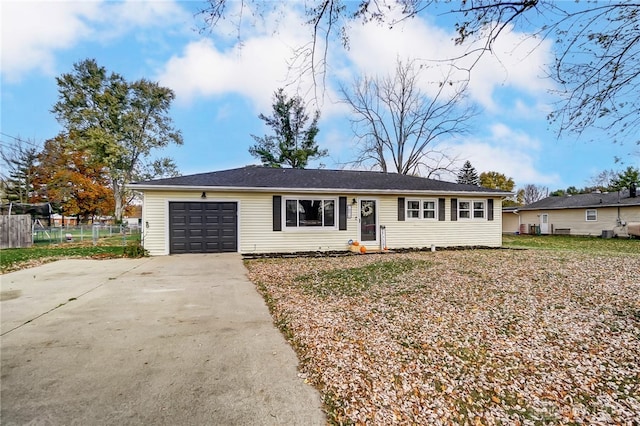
196, 1, 640, 151
340, 58, 475, 176
521, 183, 548, 204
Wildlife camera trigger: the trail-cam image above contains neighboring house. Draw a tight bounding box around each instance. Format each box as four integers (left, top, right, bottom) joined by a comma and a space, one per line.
129, 166, 511, 255
502, 188, 640, 237
123, 204, 143, 228
50, 214, 79, 226
502, 206, 520, 234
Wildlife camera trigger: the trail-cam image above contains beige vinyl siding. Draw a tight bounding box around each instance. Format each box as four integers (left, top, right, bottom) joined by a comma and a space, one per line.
141, 191, 169, 255
141, 190, 504, 255
380, 195, 503, 249
142, 191, 357, 255
502, 211, 520, 234
245, 194, 354, 253
518, 206, 640, 236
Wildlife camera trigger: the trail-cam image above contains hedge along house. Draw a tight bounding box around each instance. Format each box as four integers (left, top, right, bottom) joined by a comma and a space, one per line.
508, 187, 640, 237
129, 166, 511, 255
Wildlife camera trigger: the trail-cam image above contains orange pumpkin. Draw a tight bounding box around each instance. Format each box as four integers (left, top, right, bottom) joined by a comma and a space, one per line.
360, 245, 367, 254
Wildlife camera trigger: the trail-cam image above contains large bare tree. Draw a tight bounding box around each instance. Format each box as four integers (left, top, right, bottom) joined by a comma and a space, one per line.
340, 59, 474, 177
198, 1, 640, 146
521, 184, 549, 205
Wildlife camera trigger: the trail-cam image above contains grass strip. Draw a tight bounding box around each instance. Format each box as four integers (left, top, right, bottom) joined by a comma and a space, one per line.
295, 259, 430, 298
502, 234, 638, 255
1, 245, 126, 273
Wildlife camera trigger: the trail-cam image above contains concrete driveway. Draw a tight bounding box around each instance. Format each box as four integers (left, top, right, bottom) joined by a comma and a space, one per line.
1, 254, 325, 425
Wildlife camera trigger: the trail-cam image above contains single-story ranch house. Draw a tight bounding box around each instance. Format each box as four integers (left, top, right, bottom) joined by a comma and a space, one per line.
502, 187, 640, 237
129, 166, 511, 255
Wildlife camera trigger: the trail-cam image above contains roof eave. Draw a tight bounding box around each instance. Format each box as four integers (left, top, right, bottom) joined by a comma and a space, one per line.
128, 183, 511, 197
519, 203, 640, 211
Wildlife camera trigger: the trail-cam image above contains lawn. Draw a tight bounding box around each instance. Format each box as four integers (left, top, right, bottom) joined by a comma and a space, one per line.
245, 245, 640, 424
1, 234, 144, 274
503, 234, 639, 254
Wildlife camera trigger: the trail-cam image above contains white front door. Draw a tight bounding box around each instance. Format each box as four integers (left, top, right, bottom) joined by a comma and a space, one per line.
540, 213, 549, 234
359, 199, 378, 245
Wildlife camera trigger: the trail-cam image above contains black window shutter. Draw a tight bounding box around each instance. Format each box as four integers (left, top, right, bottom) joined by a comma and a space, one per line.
398, 197, 405, 221
338, 196, 347, 230
451, 198, 458, 221
273, 195, 282, 231
438, 198, 445, 221
488, 198, 494, 221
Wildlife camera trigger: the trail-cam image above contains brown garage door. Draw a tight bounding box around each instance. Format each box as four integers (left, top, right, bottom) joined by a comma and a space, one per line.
169, 202, 237, 254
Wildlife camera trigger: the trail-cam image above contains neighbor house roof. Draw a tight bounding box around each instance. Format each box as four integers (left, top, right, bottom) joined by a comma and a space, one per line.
130, 166, 511, 196
518, 190, 640, 211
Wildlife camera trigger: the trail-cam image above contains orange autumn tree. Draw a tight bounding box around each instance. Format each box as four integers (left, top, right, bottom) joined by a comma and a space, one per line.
33, 135, 114, 223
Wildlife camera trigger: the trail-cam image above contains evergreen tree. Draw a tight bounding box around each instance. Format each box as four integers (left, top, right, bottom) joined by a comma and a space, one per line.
457, 161, 479, 185
0, 142, 39, 204
249, 88, 326, 168
611, 166, 640, 191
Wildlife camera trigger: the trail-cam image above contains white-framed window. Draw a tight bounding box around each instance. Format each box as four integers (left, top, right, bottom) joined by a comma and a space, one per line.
458, 200, 485, 220
423, 200, 436, 219
586, 209, 597, 221
406, 199, 437, 220
407, 200, 421, 219
285, 198, 336, 228
459, 201, 471, 219
473, 201, 485, 219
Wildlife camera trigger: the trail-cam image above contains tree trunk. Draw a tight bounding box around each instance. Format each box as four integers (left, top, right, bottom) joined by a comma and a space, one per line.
112, 180, 124, 223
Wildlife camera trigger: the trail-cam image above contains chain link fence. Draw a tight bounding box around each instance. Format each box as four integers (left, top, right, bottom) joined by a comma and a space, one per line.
32, 224, 141, 246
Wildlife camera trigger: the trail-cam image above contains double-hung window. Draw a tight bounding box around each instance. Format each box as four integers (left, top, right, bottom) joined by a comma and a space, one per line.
407, 200, 421, 219
473, 201, 485, 219
586, 209, 597, 221
285, 198, 336, 228
458, 200, 485, 220
423, 200, 436, 219
406, 199, 437, 220
459, 201, 471, 219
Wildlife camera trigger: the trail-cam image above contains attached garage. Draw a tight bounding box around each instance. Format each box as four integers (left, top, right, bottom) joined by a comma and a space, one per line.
169, 202, 237, 254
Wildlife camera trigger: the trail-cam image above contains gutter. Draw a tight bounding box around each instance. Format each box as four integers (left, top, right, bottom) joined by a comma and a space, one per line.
518, 202, 640, 211
513, 209, 521, 229
127, 183, 512, 197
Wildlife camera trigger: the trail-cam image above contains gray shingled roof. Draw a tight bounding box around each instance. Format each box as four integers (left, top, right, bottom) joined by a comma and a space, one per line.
518, 190, 640, 210
130, 165, 509, 194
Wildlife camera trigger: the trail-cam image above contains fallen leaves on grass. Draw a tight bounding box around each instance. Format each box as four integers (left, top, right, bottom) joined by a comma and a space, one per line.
245, 250, 640, 425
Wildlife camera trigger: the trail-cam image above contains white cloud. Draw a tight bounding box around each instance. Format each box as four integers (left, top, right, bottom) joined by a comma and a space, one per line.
463, 27, 555, 111
341, 14, 555, 112
445, 123, 559, 185
157, 37, 289, 111
0, 0, 189, 82
1, 0, 98, 81
156, 6, 346, 115
92, 0, 190, 42
156, 5, 556, 123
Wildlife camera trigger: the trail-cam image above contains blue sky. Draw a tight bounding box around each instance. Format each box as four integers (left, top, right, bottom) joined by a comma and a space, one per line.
1, 0, 636, 191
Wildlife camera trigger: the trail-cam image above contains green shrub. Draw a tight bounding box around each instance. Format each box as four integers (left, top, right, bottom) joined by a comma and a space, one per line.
123, 242, 148, 258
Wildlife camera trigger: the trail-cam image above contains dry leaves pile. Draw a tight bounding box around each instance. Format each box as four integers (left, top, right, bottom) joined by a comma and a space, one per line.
245, 250, 640, 425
